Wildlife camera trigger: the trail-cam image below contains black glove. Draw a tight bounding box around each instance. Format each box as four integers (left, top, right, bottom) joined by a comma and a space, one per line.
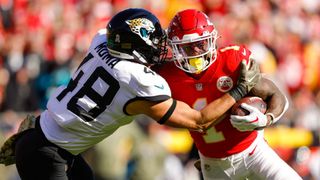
229, 59, 261, 101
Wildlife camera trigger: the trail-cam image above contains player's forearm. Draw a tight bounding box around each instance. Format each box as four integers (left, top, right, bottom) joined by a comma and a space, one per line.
163, 100, 205, 131
199, 93, 236, 125
265, 94, 289, 125
254, 77, 289, 125
164, 119, 203, 131
163, 94, 235, 131
127, 98, 204, 131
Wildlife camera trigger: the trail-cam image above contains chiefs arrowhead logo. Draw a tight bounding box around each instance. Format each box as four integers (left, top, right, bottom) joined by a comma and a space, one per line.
217, 76, 233, 92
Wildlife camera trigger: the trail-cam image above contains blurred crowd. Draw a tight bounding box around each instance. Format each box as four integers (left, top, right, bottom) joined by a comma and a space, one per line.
0, 0, 319, 180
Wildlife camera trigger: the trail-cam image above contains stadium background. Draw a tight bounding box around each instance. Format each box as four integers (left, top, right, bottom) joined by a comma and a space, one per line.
0, 0, 319, 179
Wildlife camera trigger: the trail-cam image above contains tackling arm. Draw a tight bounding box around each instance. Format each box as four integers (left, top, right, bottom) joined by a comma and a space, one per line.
126, 37, 262, 131
126, 59, 261, 132
125, 93, 236, 132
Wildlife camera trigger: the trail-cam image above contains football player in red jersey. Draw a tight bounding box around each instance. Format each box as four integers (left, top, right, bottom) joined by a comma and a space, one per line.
154, 9, 302, 180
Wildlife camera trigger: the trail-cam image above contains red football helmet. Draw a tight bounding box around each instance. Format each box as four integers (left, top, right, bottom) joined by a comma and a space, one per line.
167, 9, 218, 73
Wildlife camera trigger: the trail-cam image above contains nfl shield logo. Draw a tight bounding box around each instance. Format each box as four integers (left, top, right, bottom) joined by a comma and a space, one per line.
195, 83, 203, 91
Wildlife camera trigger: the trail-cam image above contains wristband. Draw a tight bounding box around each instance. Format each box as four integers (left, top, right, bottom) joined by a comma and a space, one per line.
228, 84, 247, 101
265, 113, 275, 126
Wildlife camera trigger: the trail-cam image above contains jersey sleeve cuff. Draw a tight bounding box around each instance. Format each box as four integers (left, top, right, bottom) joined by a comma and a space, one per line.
123, 95, 171, 115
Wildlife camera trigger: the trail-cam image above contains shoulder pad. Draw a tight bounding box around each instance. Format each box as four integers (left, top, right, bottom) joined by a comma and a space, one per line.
89, 29, 107, 51
114, 61, 171, 98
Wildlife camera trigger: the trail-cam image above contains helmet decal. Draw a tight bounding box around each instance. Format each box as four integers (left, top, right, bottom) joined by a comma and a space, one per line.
126, 18, 155, 47
107, 8, 167, 64
115, 34, 120, 43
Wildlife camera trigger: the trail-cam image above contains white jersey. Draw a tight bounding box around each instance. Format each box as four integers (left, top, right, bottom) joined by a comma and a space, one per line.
40, 29, 171, 155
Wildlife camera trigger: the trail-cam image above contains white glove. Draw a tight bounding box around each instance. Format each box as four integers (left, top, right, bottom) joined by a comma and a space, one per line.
230, 103, 268, 131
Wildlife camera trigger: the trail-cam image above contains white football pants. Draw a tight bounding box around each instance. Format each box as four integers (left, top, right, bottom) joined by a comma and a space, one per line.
199, 131, 302, 180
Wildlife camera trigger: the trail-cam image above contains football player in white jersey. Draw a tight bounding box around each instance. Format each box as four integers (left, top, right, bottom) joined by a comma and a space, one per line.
1, 8, 260, 179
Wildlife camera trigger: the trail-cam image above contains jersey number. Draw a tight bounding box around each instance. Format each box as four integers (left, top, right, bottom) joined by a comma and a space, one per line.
193, 98, 225, 143
57, 53, 120, 122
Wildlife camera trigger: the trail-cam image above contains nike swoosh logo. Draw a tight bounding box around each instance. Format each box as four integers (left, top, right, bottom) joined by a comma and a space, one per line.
154, 84, 164, 89
248, 73, 259, 82
249, 145, 257, 156
250, 117, 259, 123
242, 49, 246, 56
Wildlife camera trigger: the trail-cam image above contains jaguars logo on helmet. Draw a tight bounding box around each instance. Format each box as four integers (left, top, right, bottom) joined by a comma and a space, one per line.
126, 18, 155, 47
106, 8, 167, 64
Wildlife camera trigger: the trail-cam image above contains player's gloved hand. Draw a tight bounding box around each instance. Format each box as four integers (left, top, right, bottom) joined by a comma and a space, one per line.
229, 59, 261, 101
0, 115, 36, 166
230, 103, 268, 131
0, 134, 19, 166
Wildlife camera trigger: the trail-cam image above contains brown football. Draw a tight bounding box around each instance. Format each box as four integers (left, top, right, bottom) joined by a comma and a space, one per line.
231, 96, 267, 116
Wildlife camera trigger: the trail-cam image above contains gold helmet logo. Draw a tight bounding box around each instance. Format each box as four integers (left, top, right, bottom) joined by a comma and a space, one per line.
126, 18, 155, 47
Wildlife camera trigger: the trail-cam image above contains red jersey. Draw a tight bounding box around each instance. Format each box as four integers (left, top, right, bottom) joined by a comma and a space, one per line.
155, 45, 258, 158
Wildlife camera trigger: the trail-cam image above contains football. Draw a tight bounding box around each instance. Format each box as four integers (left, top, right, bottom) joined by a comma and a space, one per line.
231, 96, 267, 116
